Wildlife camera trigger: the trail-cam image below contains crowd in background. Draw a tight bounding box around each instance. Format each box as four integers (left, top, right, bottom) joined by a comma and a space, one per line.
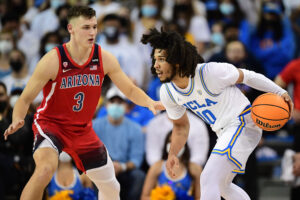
0, 0, 300, 199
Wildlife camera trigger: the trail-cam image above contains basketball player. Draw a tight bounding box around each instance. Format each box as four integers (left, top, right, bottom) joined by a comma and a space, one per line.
141, 28, 293, 200
3, 6, 162, 200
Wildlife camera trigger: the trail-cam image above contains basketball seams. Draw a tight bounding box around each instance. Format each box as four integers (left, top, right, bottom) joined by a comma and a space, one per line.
252, 104, 290, 114
251, 112, 289, 121
251, 93, 290, 131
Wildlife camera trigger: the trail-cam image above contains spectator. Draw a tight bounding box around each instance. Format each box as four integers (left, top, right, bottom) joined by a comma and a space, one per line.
141, 130, 201, 200
30, 0, 63, 40
90, 0, 121, 21
146, 111, 209, 167
1, 48, 43, 104
209, 40, 264, 102
275, 58, 300, 200
93, 86, 145, 200
171, 0, 211, 54
29, 31, 62, 75
132, 0, 164, 86
97, 13, 145, 87
290, 6, 300, 58
0, 81, 34, 199
0, 31, 13, 79
47, 151, 96, 200
246, 1, 295, 79
218, 0, 252, 45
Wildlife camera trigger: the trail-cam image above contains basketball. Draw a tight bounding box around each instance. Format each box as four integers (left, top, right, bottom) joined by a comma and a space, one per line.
251, 93, 290, 131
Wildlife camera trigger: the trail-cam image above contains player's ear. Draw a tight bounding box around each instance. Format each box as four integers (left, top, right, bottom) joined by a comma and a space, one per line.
67, 23, 73, 34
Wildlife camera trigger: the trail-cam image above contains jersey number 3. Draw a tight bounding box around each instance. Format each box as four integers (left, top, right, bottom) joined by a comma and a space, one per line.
73, 92, 85, 112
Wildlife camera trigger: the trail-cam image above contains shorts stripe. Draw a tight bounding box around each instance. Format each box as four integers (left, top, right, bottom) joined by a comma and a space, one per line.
232, 169, 245, 174
33, 82, 57, 151
211, 106, 251, 173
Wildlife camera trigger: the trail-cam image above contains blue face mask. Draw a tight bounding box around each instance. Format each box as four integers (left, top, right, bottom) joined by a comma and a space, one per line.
211, 32, 224, 46
45, 43, 58, 53
141, 5, 158, 18
50, 0, 64, 10
220, 3, 235, 15
107, 103, 125, 120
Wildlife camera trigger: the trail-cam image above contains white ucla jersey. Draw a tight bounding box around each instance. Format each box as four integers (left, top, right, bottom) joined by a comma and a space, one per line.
160, 62, 250, 132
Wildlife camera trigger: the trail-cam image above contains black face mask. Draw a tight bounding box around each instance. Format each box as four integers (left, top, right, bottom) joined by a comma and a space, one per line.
60, 19, 68, 29
10, 60, 23, 73
0, 100, 7, 113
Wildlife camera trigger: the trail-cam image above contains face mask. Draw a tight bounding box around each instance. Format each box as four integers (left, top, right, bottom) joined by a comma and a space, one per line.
59, 151, 72, 163
107, 103, 125, 120
177, 18, 187, 29
141, 5, 158, 18
220, 3, 235, 15
50, 0, 65, 10
44, 43, 58, 53
9, 95, 19, 107
10, 60, 23, 73
103, 26, 119, 41
211, 32, 224, 46
166, 143, 185, 158
0, 100, 7, 112
0, 40, 13, 54
60, 18, 68, 29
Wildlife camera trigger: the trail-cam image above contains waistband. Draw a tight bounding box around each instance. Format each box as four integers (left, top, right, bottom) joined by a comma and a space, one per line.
239, 105, 251, 116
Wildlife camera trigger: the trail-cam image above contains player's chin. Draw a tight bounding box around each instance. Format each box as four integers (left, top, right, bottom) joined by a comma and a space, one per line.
159, 77, 171, 83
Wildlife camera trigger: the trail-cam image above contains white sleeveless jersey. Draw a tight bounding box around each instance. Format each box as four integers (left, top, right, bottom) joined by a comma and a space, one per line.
160, 62, 250, 132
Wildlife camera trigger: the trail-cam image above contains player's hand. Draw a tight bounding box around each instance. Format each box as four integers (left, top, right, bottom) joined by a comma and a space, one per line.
3, 119, 24, 140
148, 100, 165, 115
166, 154, 180, 178
113, 161, 122, 175
293, 153, 300, 176
281, 92, 294, 120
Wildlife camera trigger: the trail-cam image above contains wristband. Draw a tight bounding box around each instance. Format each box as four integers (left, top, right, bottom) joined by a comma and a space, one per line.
120, 163, 127, 171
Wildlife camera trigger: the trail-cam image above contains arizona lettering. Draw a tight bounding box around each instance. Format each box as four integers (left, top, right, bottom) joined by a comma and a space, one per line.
60, 74, 101, 89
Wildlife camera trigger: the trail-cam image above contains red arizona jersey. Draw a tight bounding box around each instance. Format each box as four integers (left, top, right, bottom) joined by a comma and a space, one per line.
280, 58, 300, 110
34, 43, 104, 127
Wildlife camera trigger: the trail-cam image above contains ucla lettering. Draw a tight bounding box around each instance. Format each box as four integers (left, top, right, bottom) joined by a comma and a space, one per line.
183, 99, 217, 110
60, 74, 101, 89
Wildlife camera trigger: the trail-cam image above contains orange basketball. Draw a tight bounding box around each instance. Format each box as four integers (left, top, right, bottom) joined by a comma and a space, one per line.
251, 93, 290, 131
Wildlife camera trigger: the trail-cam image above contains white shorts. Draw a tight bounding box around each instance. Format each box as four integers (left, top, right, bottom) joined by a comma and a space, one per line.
212, 106, 262, 174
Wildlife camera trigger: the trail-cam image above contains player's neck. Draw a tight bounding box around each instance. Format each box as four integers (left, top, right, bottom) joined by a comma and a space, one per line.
65, 41, 92, 65
172, 76, 189, 89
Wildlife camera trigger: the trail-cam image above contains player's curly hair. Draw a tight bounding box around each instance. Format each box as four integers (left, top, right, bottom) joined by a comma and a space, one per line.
141, 28, 204, 78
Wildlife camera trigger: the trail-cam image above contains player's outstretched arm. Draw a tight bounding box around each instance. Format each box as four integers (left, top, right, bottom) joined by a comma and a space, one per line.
236, 68, 294, 118
4, 49, 59, 140
102, 49, 164, 114
166, 112, 189, 178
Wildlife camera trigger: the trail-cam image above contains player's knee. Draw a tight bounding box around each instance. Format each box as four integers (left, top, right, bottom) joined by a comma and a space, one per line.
34, 164, 56, 183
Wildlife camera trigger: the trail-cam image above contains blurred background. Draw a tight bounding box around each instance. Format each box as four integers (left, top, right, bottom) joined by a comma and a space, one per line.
0, 0, 300, 199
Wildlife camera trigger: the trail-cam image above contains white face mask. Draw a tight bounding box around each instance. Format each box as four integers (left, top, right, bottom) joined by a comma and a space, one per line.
166, 143, 185, 158
0, 40, 13, 54
59, 151, 72, 163
9, 95, 19, 107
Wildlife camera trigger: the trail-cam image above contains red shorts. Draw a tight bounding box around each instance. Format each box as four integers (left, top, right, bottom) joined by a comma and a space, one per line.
32, 119, 106, 173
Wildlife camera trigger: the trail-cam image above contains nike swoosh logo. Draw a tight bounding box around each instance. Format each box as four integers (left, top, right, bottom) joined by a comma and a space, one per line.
63, 69, 71, 73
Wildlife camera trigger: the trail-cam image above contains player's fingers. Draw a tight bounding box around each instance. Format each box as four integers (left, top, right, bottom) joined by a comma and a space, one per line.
150, 107, 157, 115
4, 129, 8, 140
